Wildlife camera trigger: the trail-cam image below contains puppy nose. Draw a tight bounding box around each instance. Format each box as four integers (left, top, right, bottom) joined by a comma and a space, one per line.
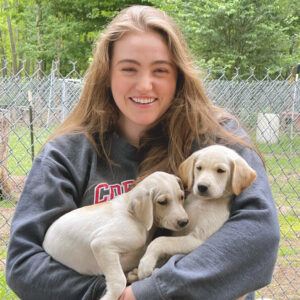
198, 184, 208, 193
177, 218, 189, 228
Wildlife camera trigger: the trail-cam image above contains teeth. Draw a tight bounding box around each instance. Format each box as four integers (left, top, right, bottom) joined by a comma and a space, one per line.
131, 97, 156, 104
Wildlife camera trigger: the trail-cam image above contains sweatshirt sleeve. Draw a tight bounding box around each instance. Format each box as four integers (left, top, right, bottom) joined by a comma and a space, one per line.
6, 142, 106, 300
132, 147, 280, 300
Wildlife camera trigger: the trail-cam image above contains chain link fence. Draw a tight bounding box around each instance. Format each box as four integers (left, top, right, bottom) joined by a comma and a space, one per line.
0, 63, 299, 299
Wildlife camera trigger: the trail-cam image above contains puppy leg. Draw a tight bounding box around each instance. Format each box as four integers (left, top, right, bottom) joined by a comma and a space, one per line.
126, 268, 139, 283
91, 240, 126, 300
138, 235, 202, 280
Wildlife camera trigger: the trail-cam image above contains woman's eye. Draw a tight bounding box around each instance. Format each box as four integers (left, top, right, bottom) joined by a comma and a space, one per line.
122, 68, 136, 73
158, 198, 168, 205
154, 68, 169, 75
217, 168, 226, 173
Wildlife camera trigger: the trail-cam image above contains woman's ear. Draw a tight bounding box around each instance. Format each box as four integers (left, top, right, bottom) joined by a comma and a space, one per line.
178, 154, 196, 190
231, 157, 257, 195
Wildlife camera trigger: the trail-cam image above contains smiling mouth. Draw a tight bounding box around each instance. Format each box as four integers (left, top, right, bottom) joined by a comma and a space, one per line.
130, 97, 157, 104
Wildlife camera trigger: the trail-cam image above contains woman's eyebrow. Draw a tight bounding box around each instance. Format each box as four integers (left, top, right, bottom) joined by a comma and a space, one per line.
116, 59, 173, 66
152, 60, 174, 66
116, 59, 140, 65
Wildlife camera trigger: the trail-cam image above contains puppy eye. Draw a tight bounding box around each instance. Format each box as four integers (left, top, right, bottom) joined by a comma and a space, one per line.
217, 168, 226, 173
197, 166, 202, 171
180, 195, 184, 201
158, 198, 168, 206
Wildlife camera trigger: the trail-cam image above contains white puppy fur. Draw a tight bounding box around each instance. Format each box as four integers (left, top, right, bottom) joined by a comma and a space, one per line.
137, 145, 257, 284
43, 171, 188, 300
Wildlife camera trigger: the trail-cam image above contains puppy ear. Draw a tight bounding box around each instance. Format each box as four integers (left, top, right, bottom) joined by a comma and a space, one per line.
175, 176, 184, 191
178, 154, 196, 190
231, 157, 257, 195
128, 188, 153, 231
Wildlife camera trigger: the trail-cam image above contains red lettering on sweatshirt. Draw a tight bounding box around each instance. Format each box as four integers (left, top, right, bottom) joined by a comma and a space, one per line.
122, 180, 134, 193
94, 180, 134, 204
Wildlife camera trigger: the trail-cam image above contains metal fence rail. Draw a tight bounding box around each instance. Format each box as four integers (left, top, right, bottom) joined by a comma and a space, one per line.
0, 64, 299, 299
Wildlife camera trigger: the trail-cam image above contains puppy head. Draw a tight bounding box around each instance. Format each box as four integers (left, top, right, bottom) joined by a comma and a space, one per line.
192, 147, 231, 199
143, 172, 189, 231
179, 145, 256, 199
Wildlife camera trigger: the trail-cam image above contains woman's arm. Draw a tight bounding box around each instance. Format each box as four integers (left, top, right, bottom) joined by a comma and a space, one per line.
131, 147, 280, 300
6, 143, 106, 300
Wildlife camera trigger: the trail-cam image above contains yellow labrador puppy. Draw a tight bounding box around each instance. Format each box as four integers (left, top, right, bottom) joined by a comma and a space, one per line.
137, 145, 257, 284
43, 171, 188, 300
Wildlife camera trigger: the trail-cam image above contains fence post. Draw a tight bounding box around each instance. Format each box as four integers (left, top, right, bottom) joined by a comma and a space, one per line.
28, 90, 35, 162
290, 64, 300, 139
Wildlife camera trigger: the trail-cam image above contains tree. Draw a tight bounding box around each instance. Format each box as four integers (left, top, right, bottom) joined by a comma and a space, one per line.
0, 0, 154, 75
157, 0, 298, 78
3, 0, 18, 74
0, 28, 7, 75
39, 0, 154, 73
1, 0, 299, 77
277, 0, 300, 69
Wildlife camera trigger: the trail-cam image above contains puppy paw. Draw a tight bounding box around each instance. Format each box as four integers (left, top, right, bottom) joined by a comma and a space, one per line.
126, 268, 139, 283
100, 293, 121, 300
99, 294, 113, 300
138, 255, 157, 280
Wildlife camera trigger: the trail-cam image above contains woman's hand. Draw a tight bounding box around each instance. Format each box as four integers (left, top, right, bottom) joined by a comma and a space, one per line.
118, 286, 136, 300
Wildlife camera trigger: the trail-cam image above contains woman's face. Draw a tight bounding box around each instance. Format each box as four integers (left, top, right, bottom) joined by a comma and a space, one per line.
110, 30, 177, 145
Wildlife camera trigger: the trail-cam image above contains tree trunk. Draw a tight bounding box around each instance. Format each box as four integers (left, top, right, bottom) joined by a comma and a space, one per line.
4, 0, 18, 75
35, 0, 43, 77
0, 28, 8, 76
25, 59, 31, 76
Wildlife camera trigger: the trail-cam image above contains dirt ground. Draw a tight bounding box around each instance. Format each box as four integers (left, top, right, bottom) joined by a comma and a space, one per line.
258, 253, 300, 299
0, 207, 299, 299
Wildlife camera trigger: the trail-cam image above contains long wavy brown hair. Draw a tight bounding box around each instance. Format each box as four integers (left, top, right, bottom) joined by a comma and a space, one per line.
49, 5, 254, 177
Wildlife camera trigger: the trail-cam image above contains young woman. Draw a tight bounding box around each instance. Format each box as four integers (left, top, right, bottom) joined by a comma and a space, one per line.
6, 5, 279, 300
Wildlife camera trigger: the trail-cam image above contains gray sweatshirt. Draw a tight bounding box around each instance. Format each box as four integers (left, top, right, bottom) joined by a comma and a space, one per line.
6, 129, 280, 300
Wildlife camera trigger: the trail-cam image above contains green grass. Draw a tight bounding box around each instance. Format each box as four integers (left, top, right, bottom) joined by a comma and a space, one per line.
271, 178, 300, 211
0, 272, 18, 300
279, 214, 300, 240
279, 245, 300, 257
7, 126, 53, 176
0, 247, 7, 260
7, 128, 300, 175
0, 200, 16, 209
256, 133, 300, 154
265, 155, 300, 175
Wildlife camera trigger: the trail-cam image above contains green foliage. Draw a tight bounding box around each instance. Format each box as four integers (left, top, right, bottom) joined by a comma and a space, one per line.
0, 0, 299, 76
45, 0, 153, 72
156, 0, 300, 78
0, 0, 153, 75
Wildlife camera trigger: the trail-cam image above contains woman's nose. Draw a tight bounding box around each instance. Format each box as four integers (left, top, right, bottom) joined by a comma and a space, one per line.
136, 73, 153, 92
